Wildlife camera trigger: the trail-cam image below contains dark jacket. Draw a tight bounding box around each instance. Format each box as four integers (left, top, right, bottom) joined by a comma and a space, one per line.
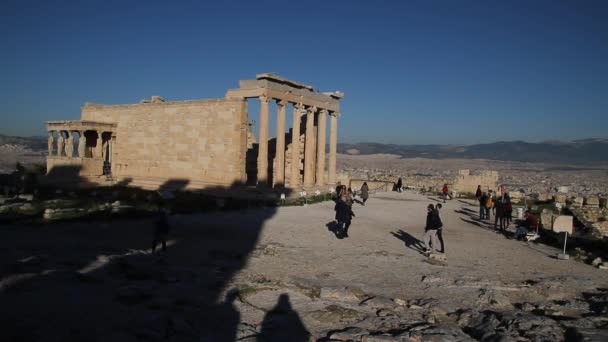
425, 211, 443, 231
335, 200, 354, 223
360, 184, 369, 199
479, 193, 488, 206
155, 210, 170, 234
475, 188, 482, 198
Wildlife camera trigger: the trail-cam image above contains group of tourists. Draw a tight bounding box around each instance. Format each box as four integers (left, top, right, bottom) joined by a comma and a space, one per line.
333, 182, 369, 238
475, 185, 539, 241
476, 185, 513, 231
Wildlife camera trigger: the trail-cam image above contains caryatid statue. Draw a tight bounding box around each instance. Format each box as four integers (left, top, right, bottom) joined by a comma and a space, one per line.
78, 131, 86, 157
47, 132, 54, 156
65, 131, 75, 157
57, 133, 65, 157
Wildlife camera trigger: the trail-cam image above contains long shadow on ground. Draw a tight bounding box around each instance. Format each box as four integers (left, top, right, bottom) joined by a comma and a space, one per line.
391, 229, 426, 254
0, 178, 305, 341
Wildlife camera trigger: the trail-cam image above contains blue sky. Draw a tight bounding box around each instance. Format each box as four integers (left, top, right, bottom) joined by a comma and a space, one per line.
1, 0, 607, 144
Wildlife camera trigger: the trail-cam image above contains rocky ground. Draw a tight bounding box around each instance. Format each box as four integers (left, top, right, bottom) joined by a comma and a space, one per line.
1, 191, 607, 341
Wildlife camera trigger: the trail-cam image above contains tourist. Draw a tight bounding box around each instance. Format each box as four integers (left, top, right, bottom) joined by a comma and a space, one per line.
360, 182, 369, 205
515, 210, 537, 241
335, 195, 355, 238
493, 198, 505, 232
504, 197, 513, 227
479, 192, 487, 220
485, 190, 493, 220
396, 178, 403, 192
475, 185, 482, 199
152, 202, 170, 253
423, 204, 442, 255
442, 183, 451, 203
434, 203, 445, 253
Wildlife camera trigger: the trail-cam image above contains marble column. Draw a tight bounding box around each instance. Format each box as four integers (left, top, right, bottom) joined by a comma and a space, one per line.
78, 131, 86, 158
290, 104, 303, 188
257, 95, 270, 185
303, 106, 317, 187
275, 99, 287, 187
328, 112, 338, 185
47, 131, 54, 156
316, 109, 327, 186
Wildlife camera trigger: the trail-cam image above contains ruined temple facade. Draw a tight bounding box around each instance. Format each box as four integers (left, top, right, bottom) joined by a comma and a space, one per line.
45, 73, 344, 191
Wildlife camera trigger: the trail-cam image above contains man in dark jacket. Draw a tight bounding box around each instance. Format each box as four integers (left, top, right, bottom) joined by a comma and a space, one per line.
423, 204, 442, 254
335, 196, 355, 238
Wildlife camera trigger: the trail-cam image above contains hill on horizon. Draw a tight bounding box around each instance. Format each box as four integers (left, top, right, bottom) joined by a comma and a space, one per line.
1, 134, 608, 165
338, 139, 608, 164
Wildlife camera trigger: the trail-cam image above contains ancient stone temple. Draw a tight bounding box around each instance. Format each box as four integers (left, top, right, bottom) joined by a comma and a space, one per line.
45, 73, 344, 191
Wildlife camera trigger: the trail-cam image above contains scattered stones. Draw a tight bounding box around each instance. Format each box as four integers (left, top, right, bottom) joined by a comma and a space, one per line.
321, 286, 370, 303
394, 298, 407, 306
376, 308, 397, 317
591, 257, 603, 267
476, 288, 512, 309
308, 305, 367, 324
360, 296, 397, 309
252, 244, 280, 257
329, 326, 369, 341
421, 275, 442, 284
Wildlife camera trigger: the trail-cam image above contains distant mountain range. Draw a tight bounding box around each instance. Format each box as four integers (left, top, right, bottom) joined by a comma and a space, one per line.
1, 134, 607, 165
0, 134, 47, 151
338, 139, 608, 164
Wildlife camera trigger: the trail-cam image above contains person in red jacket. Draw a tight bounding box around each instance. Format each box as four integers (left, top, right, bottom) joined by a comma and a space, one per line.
441, 184, 452, 203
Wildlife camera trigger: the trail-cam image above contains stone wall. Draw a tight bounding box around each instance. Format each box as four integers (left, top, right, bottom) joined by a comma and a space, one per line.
82, 99, 248, 189
452, 169, 498, 194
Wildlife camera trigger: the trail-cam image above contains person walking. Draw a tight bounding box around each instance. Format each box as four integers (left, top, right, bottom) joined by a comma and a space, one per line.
504, 197, 513, 228
479, 192, 487, 220
423, 204, 442, 255
442, 184, 451, 203
152, 203, 170, 253
475, 185, 482, 199
396, 178, 403, 192
485, 191, 493, 220
434, 203, 445, 253
335, 195, 355, 238
493, 199, 505, 232
360, 182, 369, 205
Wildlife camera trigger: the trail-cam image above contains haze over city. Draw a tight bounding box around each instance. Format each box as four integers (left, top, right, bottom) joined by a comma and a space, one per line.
1, 0, 607, 144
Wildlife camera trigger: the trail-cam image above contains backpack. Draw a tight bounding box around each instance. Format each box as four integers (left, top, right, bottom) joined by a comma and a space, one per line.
485, 197, 493, 208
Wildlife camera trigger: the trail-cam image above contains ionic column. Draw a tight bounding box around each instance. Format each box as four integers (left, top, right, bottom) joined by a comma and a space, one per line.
328, 112, 338, 185
303, 106, 317, 187
275, 99, 287, 187
316, 109, 328, 186
257, 95, 270, 185
290, 104, 303, 188
78, 131, 86, 158
47, 131, 54, 156
95, 131, 103, 158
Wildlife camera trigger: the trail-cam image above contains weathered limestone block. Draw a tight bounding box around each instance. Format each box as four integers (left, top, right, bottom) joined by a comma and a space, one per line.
584, 196, 600, 208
